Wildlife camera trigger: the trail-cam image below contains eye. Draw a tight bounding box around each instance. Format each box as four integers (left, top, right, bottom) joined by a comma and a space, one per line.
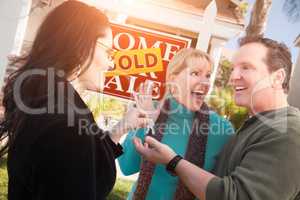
241, 64, 251, 70
107, 49, 117, 61
191, 71, 198, 76
206, 73, 211, 79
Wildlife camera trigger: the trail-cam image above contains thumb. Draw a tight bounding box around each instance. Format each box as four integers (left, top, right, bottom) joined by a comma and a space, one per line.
132, 137, 144, 153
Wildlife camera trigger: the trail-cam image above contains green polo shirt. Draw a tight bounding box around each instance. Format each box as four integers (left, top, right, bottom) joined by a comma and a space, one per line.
207, 106, 300, 200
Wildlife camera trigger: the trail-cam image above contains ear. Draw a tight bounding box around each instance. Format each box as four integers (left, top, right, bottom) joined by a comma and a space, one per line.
272, 68, 286, 89
166, 74, 179, 96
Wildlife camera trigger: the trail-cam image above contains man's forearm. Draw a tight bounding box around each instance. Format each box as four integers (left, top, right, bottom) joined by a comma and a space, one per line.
175, 159, 216, 200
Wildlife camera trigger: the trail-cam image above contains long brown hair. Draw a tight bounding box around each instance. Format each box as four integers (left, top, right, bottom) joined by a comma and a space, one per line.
0, 0, 111, 157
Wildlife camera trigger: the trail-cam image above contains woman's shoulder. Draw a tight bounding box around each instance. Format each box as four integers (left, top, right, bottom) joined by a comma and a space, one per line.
9, 112, 87, 164
208, 110, 230, 124
27, 111, 93, 146
29, 112, 95, 159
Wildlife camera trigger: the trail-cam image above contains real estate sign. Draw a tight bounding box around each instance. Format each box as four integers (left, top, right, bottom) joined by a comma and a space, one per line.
103, 23, 191, 101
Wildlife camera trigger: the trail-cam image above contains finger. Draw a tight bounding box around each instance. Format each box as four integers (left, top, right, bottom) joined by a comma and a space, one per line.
133, 137, 149, 156
145, 80, 154, 96
139, 82, 145, 96
133, 92, 143, 110
158, 100, 165, 111
132, 137, 142, 146
133, 93, 138, 107
132, 137, 143, 153
135, 118, 151, 129
132, 91, 137, 101
138, 111, 147, 118
143, 80, 149, 95
144, 136, 162, 148
144, 141, 149, 149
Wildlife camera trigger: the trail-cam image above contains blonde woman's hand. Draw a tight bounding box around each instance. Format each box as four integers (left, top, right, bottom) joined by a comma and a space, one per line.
110, 103, 151, 143
134, 80, 161, 123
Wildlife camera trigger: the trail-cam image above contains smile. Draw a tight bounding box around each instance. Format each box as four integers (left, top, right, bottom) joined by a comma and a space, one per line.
235, 86, 248, 92
191, 90, 206, 97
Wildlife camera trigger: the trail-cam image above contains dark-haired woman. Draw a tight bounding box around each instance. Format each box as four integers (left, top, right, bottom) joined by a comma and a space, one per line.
0, 1, 149, 199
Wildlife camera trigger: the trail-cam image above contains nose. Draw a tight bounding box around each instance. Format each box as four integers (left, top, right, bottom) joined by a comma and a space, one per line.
197, 77, 211, 92
107, 60, 115, 71
197, 76, 210, 86
229, 67, 241, 85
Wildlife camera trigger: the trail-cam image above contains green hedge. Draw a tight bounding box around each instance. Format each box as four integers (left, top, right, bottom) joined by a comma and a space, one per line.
0, 157, 8, 200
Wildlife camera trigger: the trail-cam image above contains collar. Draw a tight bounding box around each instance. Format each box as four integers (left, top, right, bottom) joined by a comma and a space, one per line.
167, 95, 195, 119
238, 106, 299, 133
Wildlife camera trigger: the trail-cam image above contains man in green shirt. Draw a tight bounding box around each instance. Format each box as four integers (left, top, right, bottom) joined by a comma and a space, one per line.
133, 36, 300, 200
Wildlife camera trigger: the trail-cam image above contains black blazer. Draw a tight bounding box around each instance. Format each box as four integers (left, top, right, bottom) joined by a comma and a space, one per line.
7, 75, 123, 200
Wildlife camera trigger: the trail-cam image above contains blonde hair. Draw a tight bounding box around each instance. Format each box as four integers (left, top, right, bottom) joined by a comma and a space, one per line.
165, 48, 213, 94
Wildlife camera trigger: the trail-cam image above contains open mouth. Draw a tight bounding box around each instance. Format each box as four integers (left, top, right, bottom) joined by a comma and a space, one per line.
235, 86, 248, 92
191, 90, 206, 98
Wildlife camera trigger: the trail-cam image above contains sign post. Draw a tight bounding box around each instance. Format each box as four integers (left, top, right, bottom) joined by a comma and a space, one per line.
196, 0, 217, 51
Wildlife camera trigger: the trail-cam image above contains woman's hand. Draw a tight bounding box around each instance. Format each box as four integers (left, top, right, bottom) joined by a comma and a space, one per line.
109, 104, 151, 144
133, 136, 176, 164
109, 80, 161, 144
134, 80, 161, 123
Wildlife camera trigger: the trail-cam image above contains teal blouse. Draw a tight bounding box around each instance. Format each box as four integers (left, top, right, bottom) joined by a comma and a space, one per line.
118, 97, 234, 200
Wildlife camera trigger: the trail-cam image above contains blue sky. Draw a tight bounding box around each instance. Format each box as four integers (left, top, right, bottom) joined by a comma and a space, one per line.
226, 0, 300, 63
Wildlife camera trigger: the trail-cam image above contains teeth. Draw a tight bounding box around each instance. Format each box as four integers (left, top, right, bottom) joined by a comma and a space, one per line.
235, 86, 246, 91
192, 90, 205, 96
192, 90, 205, 95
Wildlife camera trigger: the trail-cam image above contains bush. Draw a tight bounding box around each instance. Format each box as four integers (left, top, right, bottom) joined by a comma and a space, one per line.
108, 179, 133, 200
0, 157, 8, 200
207, 58, 249, 130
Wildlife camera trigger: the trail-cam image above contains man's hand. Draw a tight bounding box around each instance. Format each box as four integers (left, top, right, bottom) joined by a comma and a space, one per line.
134, 137, 215, 200
133, 136, 176, 164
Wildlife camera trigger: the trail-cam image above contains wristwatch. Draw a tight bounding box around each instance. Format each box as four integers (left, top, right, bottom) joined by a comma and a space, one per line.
166, 155, 183, 176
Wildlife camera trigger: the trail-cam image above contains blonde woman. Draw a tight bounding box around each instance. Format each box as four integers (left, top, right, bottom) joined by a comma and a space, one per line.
118, 48, 234, 200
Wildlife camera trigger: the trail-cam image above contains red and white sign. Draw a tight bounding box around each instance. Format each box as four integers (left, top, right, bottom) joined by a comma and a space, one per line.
103, 23, 191, 101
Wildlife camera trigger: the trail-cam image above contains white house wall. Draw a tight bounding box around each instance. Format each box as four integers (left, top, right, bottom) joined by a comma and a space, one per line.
23, 0, 65, 46
1, 0, 244, 87
288, 49, 300, 109
0, 0, 32, 86
94, 0, 244, 41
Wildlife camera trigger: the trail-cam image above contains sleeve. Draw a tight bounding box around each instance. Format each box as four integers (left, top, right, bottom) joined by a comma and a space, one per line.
102, 131, 124, 158
117, 128, 147, 176
206, 131, 300, 200
33, 121, 105, 200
